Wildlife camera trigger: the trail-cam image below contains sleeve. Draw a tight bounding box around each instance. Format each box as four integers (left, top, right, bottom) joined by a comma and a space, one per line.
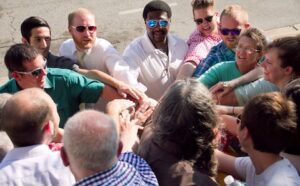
52, 56, 78, 71
198, 63, 222, 88
184, 31, 201, 66
119, 152, 159, 186
234, 79, 279, 106
66, 70, 105, 103
120, 44, 147, 92
234, 157, 250, 180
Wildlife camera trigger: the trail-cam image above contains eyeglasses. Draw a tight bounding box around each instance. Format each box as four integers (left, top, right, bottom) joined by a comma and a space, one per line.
146, 19, 169, 28
220, 28, 241, 36
236, 114, 242, 125
16, 63, 47, 77
72, 25, 97, 33
194, 15, 214, 25
235, 46, 260, 54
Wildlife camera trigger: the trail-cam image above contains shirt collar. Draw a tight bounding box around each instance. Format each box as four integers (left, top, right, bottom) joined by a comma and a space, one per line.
75, 161, 120, 185
142, 32, 176, 55
1, 144, 52, 163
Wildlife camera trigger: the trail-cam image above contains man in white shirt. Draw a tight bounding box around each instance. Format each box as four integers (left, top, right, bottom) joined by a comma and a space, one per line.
59, 8, 125, 80
216, 92, 300, 186
121, 0, 188, 100
0, 88, 75, 185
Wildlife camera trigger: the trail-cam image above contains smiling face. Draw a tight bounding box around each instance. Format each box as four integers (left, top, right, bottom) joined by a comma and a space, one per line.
193, 6, 218, 36
235, 36, 261, 74
262, 48, 293, 88
69, 12, 96, 50
145, 11, 170, 47
13, 54, 47, 89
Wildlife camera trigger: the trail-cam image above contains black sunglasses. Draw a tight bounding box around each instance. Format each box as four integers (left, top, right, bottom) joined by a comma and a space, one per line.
220, 28, 241, 36
72, 25, 97, 33
16, 63, 47, 77
194, 15, 214, 25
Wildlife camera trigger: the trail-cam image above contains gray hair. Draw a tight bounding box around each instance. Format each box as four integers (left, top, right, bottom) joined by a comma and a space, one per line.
152, 79, 218, 176
63, 110, 118, 171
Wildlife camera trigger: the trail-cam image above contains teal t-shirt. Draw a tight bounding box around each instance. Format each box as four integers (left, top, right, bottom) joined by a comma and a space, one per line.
0, 68, 104, 128
198, 61, 241, 88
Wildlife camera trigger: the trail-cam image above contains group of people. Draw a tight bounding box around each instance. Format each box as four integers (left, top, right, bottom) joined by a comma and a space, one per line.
0, 0, 300, 185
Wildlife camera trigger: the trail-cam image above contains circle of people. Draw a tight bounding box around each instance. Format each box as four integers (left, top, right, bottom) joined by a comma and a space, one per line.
0, 0, 299, 185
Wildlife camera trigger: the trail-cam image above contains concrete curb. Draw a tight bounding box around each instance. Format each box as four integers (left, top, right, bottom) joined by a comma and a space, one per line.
264, 23, 300, 39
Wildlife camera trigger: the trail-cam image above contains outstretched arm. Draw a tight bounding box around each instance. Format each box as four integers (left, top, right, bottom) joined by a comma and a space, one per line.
210, 67, 263, 97
77, 68, 144, 102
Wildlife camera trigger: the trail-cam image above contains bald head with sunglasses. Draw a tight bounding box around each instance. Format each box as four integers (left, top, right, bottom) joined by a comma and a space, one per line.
68, 8, 97, 51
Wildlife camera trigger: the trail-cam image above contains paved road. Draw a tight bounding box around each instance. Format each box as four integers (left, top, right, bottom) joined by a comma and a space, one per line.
1, 0, 300, 84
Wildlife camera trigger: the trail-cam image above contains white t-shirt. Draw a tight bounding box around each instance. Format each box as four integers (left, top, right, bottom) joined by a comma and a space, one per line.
235, 157, 300, 186
0, 144, 75, 186
121, 32, 188, 100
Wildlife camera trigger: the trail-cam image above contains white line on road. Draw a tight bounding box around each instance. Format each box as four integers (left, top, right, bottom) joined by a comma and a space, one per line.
118, 2, 178, 15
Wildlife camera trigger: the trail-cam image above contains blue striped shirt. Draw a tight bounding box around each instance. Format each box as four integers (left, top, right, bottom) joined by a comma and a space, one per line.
192, 41, 235, 77
74, 152, 158, 186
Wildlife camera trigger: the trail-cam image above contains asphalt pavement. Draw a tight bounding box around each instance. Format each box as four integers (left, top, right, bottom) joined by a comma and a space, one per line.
1, 0, 300, 85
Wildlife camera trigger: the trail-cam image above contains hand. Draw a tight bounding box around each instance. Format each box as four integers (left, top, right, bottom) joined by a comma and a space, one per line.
119, 110, 143, 152
210, 81, 234, 97
116, 81, 145, 102
106, 99, 136, 119
134, 101, 155, 126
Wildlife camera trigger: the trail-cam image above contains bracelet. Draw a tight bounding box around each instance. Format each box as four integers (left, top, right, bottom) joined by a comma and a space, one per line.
232, 106, 235, 115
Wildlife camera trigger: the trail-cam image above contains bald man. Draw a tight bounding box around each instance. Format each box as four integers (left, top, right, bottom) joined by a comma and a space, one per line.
59, 8, 126, 81
61, 109, 158, 185
0, 88, 74, 185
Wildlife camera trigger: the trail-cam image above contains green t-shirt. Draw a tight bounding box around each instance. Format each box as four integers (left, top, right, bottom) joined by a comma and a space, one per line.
198, 61, 241, 88
0, 68, 104, 128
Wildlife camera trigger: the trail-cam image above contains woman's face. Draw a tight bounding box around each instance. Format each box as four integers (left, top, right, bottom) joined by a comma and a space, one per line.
235, 36, 261, 74
262, 48, 291, 87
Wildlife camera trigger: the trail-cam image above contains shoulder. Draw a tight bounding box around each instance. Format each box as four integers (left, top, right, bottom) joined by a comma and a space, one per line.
0, 79, 17, 94
59, 39, 76, 55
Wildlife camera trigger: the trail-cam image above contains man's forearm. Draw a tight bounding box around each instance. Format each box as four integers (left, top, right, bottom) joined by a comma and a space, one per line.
78, 68, 120, 88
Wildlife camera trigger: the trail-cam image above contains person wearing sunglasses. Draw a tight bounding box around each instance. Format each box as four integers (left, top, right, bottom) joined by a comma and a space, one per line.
216, 92, 300, 185
0, 44, 123, 129
59, 9, 145, 107
20, 16, 143, 104
177, 0, 221, 79
120, 0, 188, 100
193, 4, 250, 78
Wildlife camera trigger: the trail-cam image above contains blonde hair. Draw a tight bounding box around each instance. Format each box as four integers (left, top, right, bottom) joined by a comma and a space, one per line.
220, 4, 249, 25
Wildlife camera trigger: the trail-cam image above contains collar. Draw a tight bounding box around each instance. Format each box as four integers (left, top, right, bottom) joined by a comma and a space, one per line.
71, 40, 93, 57
1, 144, 52, 163
75, 161, 120, 185
141, 32, 177, 55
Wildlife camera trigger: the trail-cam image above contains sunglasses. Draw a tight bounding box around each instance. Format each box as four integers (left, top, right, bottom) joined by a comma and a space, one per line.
72, 25, 97, 33
146, 19, 169, 28
236, 114, 242, 125
16, 63, 47, 77
194, 15, 214, 25
220, 28, 241, 36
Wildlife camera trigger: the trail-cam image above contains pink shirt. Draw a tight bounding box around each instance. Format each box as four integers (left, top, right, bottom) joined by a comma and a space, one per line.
184, 29, 221, 66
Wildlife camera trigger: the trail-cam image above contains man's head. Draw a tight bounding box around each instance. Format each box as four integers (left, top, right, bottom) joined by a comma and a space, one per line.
143, 0, 172, 46
235, 28, 267, 74
68, 8, 97, 51
1, 88, 59, 147
61, 110, 119, 180
191, 0, 218, 37
238, 92, 296, 154
219, 4, 250, 49
5, 44, 47, 89
21, 16, 51, 57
